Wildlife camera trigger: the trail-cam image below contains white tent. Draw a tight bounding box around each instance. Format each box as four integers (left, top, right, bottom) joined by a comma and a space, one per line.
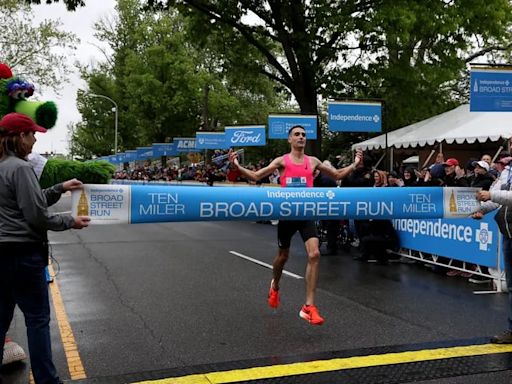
351, 104, 512, 151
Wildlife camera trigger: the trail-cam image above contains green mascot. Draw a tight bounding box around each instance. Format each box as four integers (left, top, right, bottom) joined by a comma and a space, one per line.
0, 62, 115, 188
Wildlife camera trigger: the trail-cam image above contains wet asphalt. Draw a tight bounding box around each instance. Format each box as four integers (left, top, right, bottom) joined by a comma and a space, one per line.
2, 194, 512, 383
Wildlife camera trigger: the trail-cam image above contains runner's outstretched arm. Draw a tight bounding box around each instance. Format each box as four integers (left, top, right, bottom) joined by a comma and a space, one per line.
228, 149, 283, 182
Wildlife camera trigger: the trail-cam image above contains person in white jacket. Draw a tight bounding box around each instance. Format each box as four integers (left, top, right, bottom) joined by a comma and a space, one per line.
473, 156, 512, 343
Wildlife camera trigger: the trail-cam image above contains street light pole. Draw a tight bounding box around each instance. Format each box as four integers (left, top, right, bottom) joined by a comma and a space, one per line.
89, 93, 118, 154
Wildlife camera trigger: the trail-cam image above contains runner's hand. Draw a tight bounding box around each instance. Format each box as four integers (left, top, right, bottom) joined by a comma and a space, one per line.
353, 149, 363, 166
228, 149, 239, 166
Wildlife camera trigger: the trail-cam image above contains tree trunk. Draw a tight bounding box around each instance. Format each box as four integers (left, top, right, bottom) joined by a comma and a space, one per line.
294, 85, 320, 158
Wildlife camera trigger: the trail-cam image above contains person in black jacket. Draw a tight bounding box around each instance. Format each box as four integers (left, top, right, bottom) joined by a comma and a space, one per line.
441, 158, 468, 187
469, 160, 493, 191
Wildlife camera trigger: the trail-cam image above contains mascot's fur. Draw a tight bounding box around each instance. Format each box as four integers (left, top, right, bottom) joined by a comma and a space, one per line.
0, 62, 114, 187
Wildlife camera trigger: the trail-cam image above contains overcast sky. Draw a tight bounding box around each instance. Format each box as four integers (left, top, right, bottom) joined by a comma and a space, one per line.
31, 0, 117, 155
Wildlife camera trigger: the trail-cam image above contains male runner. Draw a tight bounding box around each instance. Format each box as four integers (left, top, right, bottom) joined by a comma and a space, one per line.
229, 125, 362, 325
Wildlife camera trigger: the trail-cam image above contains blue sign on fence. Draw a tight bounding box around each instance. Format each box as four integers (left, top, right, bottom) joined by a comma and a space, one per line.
393, 214, 498, 267
328, 101, 382, 132
268, 115, 317, 139
470, 68, 512, 111
196, 132, 229, 149
136, 146, 153, 161
152, 143, 177, 157
225, 125, 266, 147
124, 150, 137, 162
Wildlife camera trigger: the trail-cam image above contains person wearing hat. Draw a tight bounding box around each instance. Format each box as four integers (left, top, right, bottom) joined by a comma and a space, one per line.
468, 160, 494, 191
0, 113, 90, 383
441, 158, 468, 187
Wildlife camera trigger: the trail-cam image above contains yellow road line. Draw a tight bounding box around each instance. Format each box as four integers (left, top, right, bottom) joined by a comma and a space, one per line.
135, 343, 512, 384
48, 264, 87, 380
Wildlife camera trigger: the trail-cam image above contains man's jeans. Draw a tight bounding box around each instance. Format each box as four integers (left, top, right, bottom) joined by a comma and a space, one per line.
502, 238, 512, 331
0, 244, 59, 384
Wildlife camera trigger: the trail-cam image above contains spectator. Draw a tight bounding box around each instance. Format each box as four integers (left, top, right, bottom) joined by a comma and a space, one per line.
441, 158, 468, 187
402, 167, 417, 186
469, 160, 493, 191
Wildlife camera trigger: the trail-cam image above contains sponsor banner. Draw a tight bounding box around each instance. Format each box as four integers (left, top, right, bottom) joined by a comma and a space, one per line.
72, 186, 480, 225
328, 101, 382, 132
196, 132, 230, 149
225, 125, 266, 147
175, 137, 200, 152
393, 213, 498, 268
152, 143, 177, 157
470, 68, 512, 112
268, 114, 317, 139
108, 154, 120, 164
124, 150, 137, 162
136, 146, 154, 161
116, 153, 126, 163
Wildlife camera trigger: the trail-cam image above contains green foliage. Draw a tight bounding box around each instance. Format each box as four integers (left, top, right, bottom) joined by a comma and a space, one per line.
39, 159, 115, 189
1, 1, 79, 92
72, 0, 285, 157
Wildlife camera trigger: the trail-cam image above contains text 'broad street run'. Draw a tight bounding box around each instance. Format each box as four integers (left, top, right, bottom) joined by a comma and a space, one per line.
199, 201, 393, 218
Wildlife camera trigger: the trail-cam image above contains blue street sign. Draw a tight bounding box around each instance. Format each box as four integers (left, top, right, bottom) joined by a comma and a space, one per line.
470, 68, 512, 111
328, 101, 382, 132
268, 115, 317, 139
225, 125, 266, 146
196, 132, 229, 149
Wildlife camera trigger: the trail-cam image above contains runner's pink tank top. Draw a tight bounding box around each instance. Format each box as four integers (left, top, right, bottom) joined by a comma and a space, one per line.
280, 154, 314, 187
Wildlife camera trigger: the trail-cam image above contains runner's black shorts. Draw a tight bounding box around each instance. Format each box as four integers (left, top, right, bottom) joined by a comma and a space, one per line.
277, 220, 318, 249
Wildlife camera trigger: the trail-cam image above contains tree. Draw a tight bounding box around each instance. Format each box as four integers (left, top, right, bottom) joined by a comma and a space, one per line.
29, 0, 512, 160
148, 0, 512, 157
2, 0, 79, 92
72, 0, 286, 157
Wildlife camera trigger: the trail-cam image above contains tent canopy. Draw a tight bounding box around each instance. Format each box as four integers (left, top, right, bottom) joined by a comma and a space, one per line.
351, 104, 512, 151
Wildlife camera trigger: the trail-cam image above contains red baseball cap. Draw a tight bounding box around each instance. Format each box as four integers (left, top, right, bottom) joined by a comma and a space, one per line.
442, 158, 459, 167
0, 113, 47, 135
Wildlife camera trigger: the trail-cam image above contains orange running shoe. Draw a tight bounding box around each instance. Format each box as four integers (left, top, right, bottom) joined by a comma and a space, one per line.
268, 280, 280, 308
299, 304, 324, 325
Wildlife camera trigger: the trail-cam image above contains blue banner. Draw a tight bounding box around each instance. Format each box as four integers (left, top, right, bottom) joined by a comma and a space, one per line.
152, 143, 177, 157
136, 146, 153, 161
328, 101, 382, 132
225, 126, 266, 147
175, 138, 200, 152
470, 68, 512, 112
124, 150, 137, 162
393, 215, 498, 268
196, 132, 229, 149
116, 153, 126, 164
72, 186, 481, 225
268, 115, 317, 139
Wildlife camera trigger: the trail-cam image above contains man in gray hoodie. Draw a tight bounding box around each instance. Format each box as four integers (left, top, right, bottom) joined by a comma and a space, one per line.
473, 156, 512, 343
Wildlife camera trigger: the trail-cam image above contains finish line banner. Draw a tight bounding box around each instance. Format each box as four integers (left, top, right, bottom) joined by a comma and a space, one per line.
71, 185, 481, 225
